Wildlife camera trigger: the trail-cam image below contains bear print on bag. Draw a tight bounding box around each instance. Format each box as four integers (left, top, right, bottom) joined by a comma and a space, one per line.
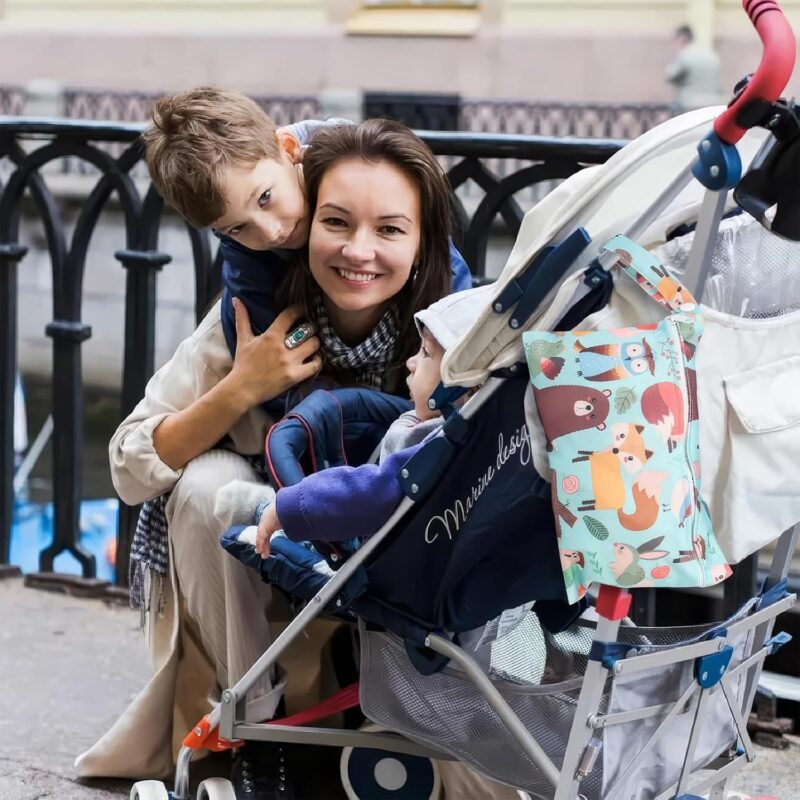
532, 384, 612, 451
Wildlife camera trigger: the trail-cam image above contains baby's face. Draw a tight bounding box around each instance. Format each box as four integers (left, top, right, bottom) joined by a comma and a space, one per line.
213, 146, 308, 252
406, 329, 444, 421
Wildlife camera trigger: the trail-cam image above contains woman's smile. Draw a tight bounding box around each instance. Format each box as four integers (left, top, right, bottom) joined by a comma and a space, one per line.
333, 267, 381, 284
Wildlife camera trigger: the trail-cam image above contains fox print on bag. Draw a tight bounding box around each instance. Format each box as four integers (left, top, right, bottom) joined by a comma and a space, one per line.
524, 235, 730, 603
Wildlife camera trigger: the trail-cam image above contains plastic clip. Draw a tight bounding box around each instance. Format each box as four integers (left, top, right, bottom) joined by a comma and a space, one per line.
765, 631, 792, 655
695, 644, 734, 688
692, 133, 742, 191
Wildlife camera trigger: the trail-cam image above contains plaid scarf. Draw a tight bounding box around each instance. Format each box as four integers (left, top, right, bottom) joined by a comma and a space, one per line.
129, 495, 169, 620
313, 294, 401, 391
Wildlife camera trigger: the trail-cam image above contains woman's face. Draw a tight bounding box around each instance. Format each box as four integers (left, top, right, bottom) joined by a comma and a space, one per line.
309, 158, 421, 336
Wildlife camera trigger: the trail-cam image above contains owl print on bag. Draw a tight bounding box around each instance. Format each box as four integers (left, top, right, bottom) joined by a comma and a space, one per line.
574, 338, 656, 382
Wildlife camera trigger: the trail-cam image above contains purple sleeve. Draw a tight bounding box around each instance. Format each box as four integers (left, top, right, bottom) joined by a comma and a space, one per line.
275, 445, 422, 543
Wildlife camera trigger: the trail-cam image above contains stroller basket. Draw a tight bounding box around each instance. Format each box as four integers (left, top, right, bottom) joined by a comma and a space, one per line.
360, 611, 753, 799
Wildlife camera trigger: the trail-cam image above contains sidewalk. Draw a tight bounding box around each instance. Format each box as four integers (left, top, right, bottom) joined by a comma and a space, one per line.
0, 576, 797, 799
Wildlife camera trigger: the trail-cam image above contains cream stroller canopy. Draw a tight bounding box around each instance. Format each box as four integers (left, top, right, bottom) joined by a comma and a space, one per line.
441, 108, 769, 388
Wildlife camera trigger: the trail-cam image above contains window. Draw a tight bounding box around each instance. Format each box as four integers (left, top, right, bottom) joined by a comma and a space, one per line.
362, 1, 478, 7
348, 0, 481, 37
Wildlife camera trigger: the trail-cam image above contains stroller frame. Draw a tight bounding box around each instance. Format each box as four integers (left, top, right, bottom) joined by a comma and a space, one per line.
132, 4, 800, 798
170, 453, 797, 800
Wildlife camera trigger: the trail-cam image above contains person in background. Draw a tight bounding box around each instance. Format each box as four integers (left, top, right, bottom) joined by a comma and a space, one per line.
666, 24, 725, 112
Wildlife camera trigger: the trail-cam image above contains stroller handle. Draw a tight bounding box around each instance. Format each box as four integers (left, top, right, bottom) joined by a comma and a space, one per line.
714, 0, 796, 145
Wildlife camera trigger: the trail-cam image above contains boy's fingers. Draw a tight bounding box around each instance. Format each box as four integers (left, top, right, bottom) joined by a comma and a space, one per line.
271, 305, 306, 335
233, 298, 254, 343
294, 334, 321, 359
296, 354, 323, 381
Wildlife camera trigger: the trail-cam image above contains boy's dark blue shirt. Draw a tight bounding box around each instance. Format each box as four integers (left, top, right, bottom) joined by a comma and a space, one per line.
218, 234, 473, 362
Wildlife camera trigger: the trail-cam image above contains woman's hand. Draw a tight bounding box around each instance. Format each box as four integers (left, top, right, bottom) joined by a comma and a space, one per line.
228, 299, 322, 407
256, 502, 281, 557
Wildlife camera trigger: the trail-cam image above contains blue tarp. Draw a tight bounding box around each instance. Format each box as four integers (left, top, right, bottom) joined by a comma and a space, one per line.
10, 498, 119, 582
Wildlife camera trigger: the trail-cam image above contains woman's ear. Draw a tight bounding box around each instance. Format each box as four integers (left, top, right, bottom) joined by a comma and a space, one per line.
277, 129, 303, 164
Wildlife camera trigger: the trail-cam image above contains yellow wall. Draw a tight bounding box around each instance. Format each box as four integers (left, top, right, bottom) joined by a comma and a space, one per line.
2, 0, 329, 28
5, 0, 800, 35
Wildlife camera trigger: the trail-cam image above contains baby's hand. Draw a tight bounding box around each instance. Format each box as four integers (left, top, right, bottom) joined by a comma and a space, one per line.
255, 503, 281, 557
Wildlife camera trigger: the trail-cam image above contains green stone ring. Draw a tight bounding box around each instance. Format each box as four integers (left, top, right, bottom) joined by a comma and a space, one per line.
284, 322, 317, 350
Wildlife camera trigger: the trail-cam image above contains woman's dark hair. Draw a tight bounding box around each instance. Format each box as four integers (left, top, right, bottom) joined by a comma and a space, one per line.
278, 118, 454, 365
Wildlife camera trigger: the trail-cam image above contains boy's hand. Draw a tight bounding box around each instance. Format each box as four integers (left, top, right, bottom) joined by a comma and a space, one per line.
256, 502, 281, 557
229, 299, 322, 407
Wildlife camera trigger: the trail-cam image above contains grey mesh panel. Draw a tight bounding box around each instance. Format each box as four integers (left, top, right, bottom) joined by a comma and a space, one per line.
360, 616, 752, 799
359, 621, 604, 799
655, 213, 800, 318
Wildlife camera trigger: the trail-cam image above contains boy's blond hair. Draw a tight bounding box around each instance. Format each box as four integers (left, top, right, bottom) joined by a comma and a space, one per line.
143, 87, 281, 229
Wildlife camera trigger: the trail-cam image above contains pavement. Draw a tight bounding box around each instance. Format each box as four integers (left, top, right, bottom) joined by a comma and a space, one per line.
0, 576, 798, 800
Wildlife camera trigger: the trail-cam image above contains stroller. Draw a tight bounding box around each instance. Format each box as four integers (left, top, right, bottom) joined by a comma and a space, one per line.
130, 2, 800, 798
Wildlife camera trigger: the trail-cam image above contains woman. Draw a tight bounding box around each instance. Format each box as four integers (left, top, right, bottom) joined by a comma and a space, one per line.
77, 119, 455, 782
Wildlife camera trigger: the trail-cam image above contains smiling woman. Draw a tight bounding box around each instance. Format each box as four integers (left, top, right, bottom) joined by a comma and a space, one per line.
278, 118, 454, 394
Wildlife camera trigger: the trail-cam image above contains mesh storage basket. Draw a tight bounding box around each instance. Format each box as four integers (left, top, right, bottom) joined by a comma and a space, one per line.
359, 611, 752, 799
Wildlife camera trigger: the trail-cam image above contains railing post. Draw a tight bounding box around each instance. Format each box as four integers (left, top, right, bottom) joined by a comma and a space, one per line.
0, 243, 28, 570
40, 319, 96, 576
114, 248, 171, 587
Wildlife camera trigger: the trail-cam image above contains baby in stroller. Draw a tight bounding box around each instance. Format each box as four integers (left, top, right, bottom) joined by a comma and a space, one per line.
220, 284, 493, 590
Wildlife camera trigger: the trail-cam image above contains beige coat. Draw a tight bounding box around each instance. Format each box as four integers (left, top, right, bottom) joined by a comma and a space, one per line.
108, 300, 268, 507
77, 301, 280, 779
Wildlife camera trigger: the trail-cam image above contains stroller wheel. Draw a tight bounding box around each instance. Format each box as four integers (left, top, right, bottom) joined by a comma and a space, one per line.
196, 777, 236, 799
340, 745, 441, 800
129, 780, 169, 800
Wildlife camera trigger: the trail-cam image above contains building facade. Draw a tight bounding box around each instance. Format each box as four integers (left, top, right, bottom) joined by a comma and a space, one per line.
1, 0, 799, 103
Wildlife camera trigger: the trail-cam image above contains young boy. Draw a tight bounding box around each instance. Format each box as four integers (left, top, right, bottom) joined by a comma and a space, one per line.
142, 87, 472, 353
234, 284, 492, 559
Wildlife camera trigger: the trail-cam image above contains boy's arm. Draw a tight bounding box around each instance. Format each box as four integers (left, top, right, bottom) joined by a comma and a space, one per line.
449, 240, 473, 291
280, 118, 354, 148
274, 444, 422, 544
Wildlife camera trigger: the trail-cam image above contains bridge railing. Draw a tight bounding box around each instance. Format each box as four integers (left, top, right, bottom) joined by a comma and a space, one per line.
0, 118, 626, 594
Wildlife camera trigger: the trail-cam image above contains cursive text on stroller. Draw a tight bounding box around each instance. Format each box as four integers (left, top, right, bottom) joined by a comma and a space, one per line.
425, 426, 531, 544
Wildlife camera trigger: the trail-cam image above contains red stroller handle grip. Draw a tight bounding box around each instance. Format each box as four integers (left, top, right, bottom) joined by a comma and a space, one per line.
714, 0, 796, 144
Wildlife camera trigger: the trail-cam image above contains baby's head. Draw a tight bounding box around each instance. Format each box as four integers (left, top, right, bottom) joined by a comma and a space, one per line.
143, 86, 307, 249
406, 285, 492, 420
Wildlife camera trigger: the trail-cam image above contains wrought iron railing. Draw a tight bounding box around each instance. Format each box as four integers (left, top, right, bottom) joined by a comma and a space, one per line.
0, 118, 625, 593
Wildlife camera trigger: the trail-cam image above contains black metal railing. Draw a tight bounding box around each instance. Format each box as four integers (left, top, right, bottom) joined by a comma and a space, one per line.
0, 118, 624, 592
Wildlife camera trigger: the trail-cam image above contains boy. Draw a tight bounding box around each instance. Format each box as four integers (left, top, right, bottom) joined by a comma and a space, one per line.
223, 285, 492, 559
142, 87, 472, 353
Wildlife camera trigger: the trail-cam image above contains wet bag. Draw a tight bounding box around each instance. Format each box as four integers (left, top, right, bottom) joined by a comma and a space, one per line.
523, 234, 730, 603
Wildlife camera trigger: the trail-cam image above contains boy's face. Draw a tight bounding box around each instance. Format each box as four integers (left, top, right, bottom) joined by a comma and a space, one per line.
406, 328, 444, 421
213, 134, 308, 251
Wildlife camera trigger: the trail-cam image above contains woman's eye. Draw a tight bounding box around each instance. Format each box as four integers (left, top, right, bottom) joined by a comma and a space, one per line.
258, 190, 271, 208
322, 217, 347, 227
379, 225, 403, 235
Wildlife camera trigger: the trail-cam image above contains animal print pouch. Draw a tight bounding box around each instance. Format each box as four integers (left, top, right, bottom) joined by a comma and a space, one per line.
523, 234, 730, 603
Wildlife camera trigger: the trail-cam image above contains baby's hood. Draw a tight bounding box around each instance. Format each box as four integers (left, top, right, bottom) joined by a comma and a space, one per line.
414, 284, 494, 353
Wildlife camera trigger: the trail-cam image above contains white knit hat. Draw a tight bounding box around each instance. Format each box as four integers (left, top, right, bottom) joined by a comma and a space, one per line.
414, 284, 494, 353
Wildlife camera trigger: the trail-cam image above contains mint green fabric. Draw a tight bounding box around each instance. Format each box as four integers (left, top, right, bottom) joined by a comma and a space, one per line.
523, 234, 730, 603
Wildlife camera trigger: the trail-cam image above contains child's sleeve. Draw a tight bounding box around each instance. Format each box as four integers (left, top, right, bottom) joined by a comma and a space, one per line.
285, 118, 354, 147
275, 444, 422, 543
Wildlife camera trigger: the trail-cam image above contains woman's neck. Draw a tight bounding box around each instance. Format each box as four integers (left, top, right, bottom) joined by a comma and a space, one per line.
324, 297, 390, 346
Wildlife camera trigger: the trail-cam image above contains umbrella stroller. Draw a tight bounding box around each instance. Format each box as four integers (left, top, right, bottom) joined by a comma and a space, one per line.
130, 2, 799, 798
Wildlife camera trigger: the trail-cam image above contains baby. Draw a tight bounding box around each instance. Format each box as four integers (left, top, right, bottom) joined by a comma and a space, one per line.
224, 285, 491, 563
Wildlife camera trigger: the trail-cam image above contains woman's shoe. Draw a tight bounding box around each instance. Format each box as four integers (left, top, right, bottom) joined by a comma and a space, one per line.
230, 741, 295, 800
